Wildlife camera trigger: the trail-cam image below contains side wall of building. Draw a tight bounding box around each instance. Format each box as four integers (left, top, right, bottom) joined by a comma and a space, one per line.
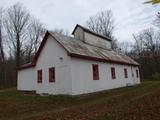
18, 68, 36, 91
18, 36, 72, 95
74, 27, 84, 41
35, 36, 72, 95
84, 32, 111, 49
73, 26, 111, 49
70, 58, 140, 95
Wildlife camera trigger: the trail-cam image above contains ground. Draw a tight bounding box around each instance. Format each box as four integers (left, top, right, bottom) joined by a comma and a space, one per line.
0, 80, 160, 120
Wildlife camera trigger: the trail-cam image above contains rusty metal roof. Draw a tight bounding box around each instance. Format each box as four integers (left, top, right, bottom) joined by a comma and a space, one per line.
49, 32, 139, 66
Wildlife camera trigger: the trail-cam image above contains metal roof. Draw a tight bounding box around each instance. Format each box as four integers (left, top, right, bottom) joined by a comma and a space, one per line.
18, 31, 139, 70
49, 32, 139, 66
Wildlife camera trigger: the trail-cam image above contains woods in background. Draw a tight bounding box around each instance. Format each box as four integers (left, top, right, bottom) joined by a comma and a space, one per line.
131, 28, 160, 79
0, 3, 46, 88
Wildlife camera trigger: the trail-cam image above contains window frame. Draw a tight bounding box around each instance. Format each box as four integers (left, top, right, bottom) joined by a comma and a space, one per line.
111, 67, 116, 79
92, 64, 99, 80
49, 67, 55, 83
124, 68, 128, 79
37, 69, 42, 83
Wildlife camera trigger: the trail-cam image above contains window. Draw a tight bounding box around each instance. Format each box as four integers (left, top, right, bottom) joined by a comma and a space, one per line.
124, 68, 128, 78
111, 67, 116, 79
92, 64, 99, 80
37, 70, 42, 83
49, 67, 55, 82
136, 69, 139, 78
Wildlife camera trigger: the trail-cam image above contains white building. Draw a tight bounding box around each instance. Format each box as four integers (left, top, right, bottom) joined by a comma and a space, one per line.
18, 24, 140, 95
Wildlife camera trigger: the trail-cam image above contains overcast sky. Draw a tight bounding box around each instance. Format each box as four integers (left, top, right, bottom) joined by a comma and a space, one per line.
0, 0, 160, 42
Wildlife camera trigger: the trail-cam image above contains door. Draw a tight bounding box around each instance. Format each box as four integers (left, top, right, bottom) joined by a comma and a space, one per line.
131, 66, 136, 84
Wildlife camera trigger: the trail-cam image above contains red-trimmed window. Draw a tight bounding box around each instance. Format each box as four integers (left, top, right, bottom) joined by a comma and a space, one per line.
37, 70, 42, 83
124, 68, 128, 78
92, 64, 99, 80
111, 67, 116, 79
49, 67, 55, 82
136, 69, 139, 78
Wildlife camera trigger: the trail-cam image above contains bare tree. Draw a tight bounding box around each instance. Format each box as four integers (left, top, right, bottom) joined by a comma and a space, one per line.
4, 3, 30, 67
118, 41, 132, 54
22, 17, 46, 63
86, 10, 117, 49
0, 8, 4, 63
28, 18, 46, 54
132, 33, 144, 56
0, 3, 46, 88
132, 28, 160, 78
111, 39, 118, 50
0, 8, 5, 88
86, 10, 114, 38
134, 28, 159, 55
142, 29, 156, 53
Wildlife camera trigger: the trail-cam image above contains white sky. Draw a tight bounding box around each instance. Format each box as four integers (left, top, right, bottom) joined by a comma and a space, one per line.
0, 0, 160, 43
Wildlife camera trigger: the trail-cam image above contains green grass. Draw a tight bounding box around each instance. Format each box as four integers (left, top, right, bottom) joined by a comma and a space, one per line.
0, 80, 159, 120
0, 80, 159, 104
91, 80, 160, 120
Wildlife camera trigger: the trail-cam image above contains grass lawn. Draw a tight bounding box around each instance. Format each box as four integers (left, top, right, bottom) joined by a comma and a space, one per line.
0, 80, 160, 120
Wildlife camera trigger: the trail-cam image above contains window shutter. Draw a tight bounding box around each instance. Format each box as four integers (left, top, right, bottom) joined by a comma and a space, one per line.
92, 64, 99, 80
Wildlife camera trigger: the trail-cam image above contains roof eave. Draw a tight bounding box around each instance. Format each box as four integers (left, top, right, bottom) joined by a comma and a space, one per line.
69, 53, 140, 66
18, 31, 50, 71
18, 63, 35, 70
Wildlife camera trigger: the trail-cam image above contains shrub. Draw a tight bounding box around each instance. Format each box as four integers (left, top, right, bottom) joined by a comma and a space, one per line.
151, 72, 160, 81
